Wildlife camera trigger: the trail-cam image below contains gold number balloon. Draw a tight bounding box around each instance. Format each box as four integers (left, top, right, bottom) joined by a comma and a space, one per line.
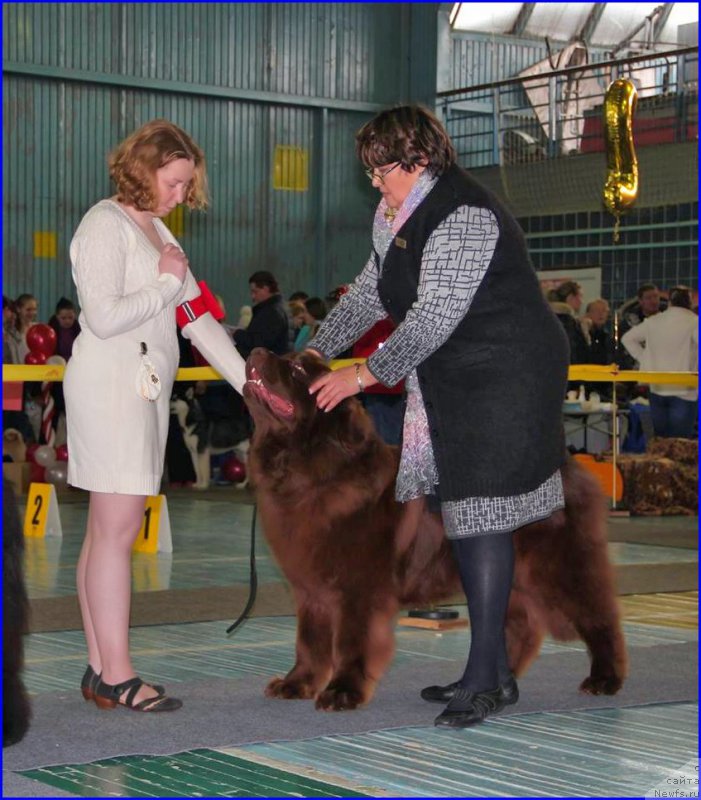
602, 79, 639, 242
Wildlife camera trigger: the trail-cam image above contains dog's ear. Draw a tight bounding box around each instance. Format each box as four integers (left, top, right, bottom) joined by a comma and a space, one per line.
327, 397, 376, 455
298, 351, 331, 382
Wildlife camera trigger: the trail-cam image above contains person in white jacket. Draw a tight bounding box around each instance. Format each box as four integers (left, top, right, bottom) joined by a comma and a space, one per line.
621, 286, 698, 439
64, 120, 247, 713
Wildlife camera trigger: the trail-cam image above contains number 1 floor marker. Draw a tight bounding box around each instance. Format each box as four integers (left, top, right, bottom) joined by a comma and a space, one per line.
132, 495, 173, 554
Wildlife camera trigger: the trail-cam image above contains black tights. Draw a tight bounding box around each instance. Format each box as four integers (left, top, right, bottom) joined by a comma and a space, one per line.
451, 530, 514, 693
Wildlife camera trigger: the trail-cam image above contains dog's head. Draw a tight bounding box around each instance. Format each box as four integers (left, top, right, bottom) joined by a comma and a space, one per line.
243, 348, 330, 428
243, 348, 388, 484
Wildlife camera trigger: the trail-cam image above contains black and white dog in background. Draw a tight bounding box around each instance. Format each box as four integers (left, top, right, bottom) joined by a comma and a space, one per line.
3, 479, 31, 747
171, 387, 250, 490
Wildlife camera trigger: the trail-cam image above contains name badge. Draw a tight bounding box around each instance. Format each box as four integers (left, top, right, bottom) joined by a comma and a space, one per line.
395, 237, 407, 249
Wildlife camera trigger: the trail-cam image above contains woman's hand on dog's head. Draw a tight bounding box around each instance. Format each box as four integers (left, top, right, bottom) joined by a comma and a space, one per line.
308, 362, 375, 412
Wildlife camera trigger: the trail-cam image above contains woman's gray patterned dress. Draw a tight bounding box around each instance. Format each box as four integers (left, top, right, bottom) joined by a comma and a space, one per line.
310, 170, 564, 537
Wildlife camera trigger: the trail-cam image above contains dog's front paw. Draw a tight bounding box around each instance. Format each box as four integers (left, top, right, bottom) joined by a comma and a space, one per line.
579, 674, 623, 695
265, 677, 316, 700
315, 685, 366, 711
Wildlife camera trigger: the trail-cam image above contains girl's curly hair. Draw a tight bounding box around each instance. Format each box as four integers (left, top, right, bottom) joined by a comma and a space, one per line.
108, 119, 209, 211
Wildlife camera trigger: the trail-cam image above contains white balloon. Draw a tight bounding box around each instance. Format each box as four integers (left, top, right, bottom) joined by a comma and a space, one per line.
46, 355, 67, 366
45, 463, 68, 487
34, 445, 57, 468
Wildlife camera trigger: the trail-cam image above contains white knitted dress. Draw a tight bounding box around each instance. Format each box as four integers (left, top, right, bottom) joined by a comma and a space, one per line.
64, 199, 246, 495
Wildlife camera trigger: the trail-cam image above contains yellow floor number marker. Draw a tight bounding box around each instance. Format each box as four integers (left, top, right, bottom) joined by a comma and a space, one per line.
133, 495, 172, 554
24, 483, 63, 538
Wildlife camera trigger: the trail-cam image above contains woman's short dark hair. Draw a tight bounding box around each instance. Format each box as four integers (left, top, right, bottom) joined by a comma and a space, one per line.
355, 105, 456, 177
109, 119, 209, 212
248, 270, 279, 294
55, 297, 75, 314
304, 297, 327, 321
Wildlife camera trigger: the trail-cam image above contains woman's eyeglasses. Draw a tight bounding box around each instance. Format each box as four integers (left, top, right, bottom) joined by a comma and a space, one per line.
364, 163, 401, 184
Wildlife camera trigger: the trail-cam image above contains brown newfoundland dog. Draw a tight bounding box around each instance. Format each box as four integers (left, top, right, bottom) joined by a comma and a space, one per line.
243, 348, 627, 711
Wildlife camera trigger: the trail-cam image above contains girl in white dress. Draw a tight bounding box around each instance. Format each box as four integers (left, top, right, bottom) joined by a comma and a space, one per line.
64, 120, 246, 712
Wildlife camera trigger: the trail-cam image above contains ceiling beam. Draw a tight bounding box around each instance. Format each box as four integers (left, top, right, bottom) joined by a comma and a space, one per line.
653, 3, 675, 41
509, 3, 537, 36
578, 2, 607, 44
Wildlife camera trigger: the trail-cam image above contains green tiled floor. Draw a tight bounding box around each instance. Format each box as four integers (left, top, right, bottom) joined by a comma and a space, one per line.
21, 749, 372, 798
228, 703, 699, 798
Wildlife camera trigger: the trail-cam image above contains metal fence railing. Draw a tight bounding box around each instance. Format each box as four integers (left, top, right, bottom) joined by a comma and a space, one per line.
437, 46, 698, 169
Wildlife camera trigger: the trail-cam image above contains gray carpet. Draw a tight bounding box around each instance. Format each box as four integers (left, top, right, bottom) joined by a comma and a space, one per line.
3, 641, 696, 774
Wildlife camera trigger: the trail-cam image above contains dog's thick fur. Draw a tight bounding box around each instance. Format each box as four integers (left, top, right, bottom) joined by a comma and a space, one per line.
243, 348, 627, 711
3, 479, 31, 746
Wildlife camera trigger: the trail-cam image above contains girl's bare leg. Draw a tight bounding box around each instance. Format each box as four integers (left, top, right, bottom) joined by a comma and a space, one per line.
83, 491, 159, 706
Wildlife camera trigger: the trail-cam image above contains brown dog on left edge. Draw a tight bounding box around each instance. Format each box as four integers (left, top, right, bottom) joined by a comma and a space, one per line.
243, 348, 627, 711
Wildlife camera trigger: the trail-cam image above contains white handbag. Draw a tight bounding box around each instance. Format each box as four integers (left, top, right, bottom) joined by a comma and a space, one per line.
135, 342, 162, 402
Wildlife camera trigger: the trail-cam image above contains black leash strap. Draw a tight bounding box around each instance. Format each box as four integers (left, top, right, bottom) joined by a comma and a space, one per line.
226, 503, 258, 635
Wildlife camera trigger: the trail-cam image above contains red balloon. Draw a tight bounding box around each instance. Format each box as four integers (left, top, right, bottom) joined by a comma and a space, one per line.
55, 444, 69, 462
221, 455, 246, 483
26, 324, 57, 357
29, 462, 46, 483
26, 443, 40, 464
25, 350, 47, 365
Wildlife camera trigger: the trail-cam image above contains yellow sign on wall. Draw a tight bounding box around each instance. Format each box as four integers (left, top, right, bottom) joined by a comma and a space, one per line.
273, 145, 309, 191
33, 231, 57, 258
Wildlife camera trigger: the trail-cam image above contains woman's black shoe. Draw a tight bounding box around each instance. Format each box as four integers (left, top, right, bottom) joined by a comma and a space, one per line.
80, 664, 164, 702
434, 685, 506, 728
93, 676, 182, 712
421, 675, 519, 705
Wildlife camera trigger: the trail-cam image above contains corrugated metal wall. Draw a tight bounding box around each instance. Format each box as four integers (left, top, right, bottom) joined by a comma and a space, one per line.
3, 2, 438, 320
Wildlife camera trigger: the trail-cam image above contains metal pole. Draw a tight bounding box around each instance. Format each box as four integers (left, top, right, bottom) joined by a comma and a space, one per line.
611, 380, 618, 510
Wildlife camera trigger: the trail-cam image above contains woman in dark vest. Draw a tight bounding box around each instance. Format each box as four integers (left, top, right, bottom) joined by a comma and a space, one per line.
307, 105, 569, 728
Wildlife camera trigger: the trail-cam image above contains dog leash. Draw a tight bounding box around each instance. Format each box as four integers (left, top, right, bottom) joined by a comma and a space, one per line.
225, 503, 258, 634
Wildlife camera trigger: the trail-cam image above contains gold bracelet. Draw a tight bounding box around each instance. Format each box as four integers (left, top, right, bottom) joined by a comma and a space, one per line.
354, 362, 364, 392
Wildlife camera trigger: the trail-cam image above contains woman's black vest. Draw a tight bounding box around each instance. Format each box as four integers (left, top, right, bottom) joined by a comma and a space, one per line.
376, 165, 569, 499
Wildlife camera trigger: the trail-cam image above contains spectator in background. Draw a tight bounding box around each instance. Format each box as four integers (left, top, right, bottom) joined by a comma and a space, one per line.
48, 297, 81, 361
581, 299, 615, 366
13, 293, 39, 363
48, 298, 82, 446
580, 298, 616, 401
289, 290, 309, 302
2, 295, 35, 443
618, 283, 664, 335
617, 283, 667, 370
288, 300, 307, 350
3, 296, 20, 364
294, 297, 327, 352
232, 271, 290, 358
547, 281, 590, 364
621, 286, 698, 438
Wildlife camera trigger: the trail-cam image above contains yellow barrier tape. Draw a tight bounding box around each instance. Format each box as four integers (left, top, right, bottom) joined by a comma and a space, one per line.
3, 362, 698, 387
